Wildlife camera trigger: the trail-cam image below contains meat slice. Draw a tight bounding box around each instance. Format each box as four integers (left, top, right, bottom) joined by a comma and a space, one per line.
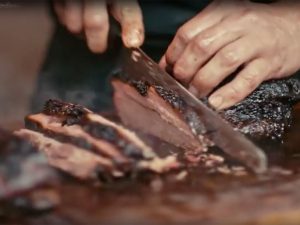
26, 113, 129, 166
0, 129, 56, 200
14, 129, 122, 180
112, 79, 208, 152
40, 99, 156, 160
24, 99, 179, 180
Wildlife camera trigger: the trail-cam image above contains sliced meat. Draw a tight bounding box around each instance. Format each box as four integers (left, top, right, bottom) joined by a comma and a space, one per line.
41, 99, 156, 160
113, 76, 300, 144
24, 99, 179, 179
112, 79, 206, 152
14, 129, 122, 180
26, 113, 129, 166
0, 129, 56, 200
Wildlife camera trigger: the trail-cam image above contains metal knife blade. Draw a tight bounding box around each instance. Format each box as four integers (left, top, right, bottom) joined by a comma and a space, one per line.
120, 47, 267, 173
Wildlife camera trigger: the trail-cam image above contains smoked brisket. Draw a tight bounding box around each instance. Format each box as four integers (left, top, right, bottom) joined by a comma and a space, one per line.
22, 99, 179, 181
113, 76, 300, 145
221, 78, 300, 140
112, 79, 209, 152
0, 129, 57, 200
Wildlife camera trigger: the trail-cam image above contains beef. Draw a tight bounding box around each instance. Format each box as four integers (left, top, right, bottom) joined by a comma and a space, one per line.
25, 113, 129, 169
112, 79, 208, 152
14, 129, 121, 180
220, 78, 300, 140
0, 129, 57, 200
113, 76, 300, 144
23, 99, 179, 181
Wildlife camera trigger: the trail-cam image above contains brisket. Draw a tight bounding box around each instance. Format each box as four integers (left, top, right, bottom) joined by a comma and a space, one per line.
113, 76, 300, 144
0, 129, 56, 200
112, 79, 208, 152
14, 129, 121, 180
220, 78, 300, 140
23, 99, 179, 181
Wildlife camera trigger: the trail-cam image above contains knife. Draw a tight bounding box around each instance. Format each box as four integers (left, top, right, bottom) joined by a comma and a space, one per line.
120, 47, 267, 173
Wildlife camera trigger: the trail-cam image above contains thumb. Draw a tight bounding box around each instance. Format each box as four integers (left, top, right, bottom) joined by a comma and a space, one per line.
111, 0, 144, 48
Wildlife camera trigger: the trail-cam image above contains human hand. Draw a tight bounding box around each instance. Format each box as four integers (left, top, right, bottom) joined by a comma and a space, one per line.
53, 0, 144, 53
160, 0, 300, 110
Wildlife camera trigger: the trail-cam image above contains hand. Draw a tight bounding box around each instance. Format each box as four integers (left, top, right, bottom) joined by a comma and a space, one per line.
160, 0, 300, 110
53, 0, 144, 53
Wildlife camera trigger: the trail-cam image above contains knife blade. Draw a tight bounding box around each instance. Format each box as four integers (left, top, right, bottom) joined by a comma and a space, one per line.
120, 47, 267, 173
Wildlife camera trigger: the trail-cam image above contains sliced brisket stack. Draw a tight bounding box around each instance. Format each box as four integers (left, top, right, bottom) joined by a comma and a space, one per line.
19, 99, 179, 181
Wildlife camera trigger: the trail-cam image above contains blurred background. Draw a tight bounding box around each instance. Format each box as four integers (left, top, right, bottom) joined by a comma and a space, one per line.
0, 1, 53, 129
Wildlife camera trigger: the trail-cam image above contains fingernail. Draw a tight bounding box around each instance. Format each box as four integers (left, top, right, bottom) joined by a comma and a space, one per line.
126, 30, 143, 47
188, 85, 199, 97
209, 95, 223, 109
127, 36, 140, 47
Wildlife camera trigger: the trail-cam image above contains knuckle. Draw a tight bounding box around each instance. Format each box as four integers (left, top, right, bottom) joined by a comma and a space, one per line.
270, 58, 283, 75
65, 18, 81, 33
165, 49, 175, 65
176, 27, 192, 44
85, 14, 108, 30
192, 38, 211, 55
242, 10, 260, 24
219, 50, 239, 67
228, 85, 240, 98
173, 65, 187, 80
272, 64, 283, 76
165, 43, 180, 65
240, 74, 257, 90
193, 73, 214, 90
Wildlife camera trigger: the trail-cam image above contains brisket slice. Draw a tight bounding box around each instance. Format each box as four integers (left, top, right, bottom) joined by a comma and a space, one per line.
0, 129, 56, 200
25, 113, 129, 166
24, 100, 179, 180
112, 79, 207, 152
41, 99, 156, 160
14, 129, 122, 179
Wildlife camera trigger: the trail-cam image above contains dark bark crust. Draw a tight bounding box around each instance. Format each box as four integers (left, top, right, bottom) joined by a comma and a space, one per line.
43, 99, 88, 126
221, 78, 300, 140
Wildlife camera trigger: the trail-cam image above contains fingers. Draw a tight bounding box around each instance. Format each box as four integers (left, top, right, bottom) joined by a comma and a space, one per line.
111, 0, 144, 48
53, 0, 66, 25
83, 0, 109, 53
159, 55, 168, 71
54, 0, 144, 53
159, 55, 176, 76
172, 20, 242, 82
64, 0, 83, 33
188, 37, 259, 97
208, 59, 269, 110
163, 1, 232, 67
164, 15, 220, 67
